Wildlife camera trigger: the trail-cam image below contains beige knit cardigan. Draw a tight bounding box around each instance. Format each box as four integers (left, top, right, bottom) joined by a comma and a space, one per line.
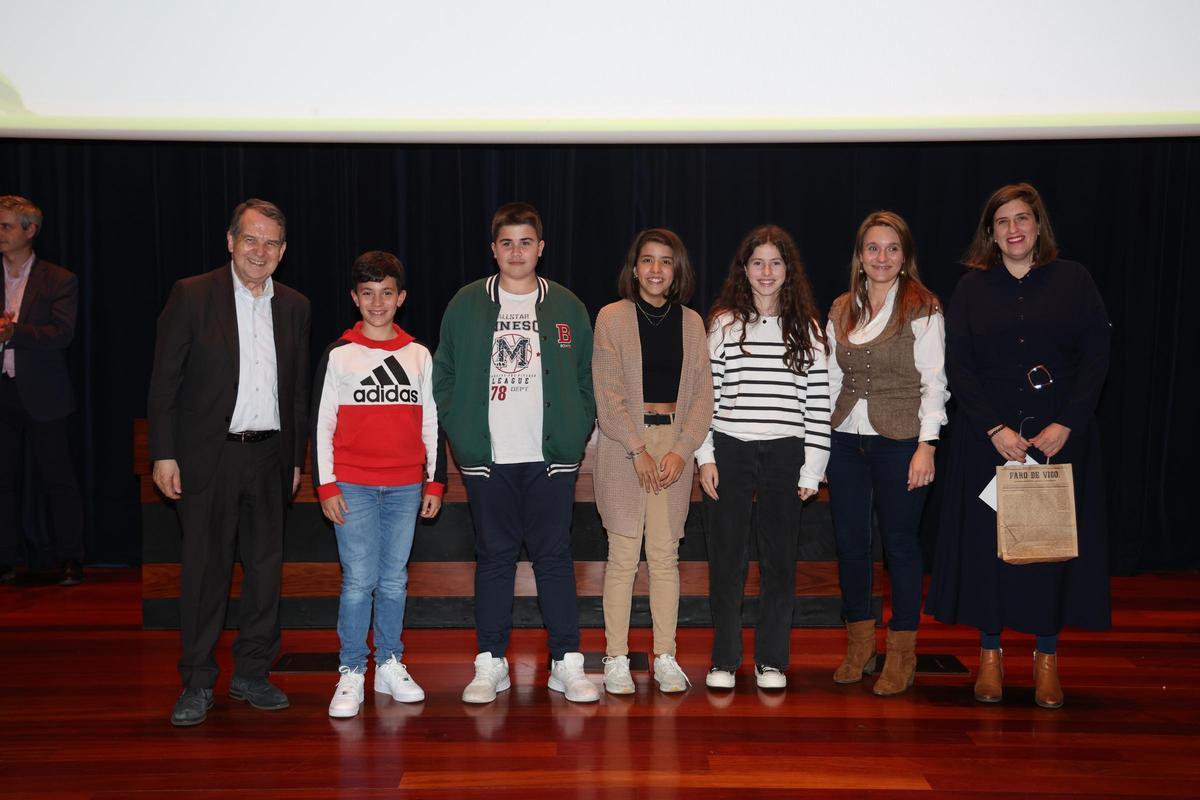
591, 300, 713, 540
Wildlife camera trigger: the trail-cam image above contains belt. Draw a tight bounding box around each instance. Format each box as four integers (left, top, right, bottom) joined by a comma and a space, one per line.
643, 413, 674, 426
225, 430, 279, 443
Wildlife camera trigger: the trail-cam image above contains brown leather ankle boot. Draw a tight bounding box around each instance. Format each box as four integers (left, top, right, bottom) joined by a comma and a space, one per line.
833, 619, 878, 684
1034, 651, 1064, 709
974, 648, 1004, 703
873, 629, 917, 696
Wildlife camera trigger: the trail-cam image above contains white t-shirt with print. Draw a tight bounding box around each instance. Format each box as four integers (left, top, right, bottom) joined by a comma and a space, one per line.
488, 287, 544, 464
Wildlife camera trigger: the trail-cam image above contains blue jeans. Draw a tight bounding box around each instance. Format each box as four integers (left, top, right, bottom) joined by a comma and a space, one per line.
827, 432, 928, 631
334, 482, 422, 671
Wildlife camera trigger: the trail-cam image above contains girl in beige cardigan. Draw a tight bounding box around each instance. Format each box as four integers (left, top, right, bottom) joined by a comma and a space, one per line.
592, 228, 712, 695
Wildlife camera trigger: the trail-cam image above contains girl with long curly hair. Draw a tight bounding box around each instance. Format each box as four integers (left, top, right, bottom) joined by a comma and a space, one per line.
695, 224, 830, 691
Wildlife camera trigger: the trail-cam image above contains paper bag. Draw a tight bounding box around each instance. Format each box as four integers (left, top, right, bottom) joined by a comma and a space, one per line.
995, 463, 1078, 565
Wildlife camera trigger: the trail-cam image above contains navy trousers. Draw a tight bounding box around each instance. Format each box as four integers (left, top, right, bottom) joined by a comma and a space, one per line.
463, 462, 580, 660
827, 431, 928, 631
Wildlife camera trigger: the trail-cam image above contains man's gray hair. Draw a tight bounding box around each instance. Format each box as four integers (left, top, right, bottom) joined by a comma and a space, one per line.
228, 198, 286, 242
0, 195, 43, 234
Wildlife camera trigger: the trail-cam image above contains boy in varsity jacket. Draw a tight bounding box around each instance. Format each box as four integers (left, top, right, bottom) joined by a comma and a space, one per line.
311, 251, 446, 718
433, 202, 598, 705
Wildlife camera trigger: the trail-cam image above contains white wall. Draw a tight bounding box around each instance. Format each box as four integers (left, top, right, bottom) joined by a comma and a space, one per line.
3, 0, 1198, 142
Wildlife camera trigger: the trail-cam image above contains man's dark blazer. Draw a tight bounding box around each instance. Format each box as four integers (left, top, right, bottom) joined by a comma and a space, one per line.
147, 264, 310, 495
0, 258, 78, 422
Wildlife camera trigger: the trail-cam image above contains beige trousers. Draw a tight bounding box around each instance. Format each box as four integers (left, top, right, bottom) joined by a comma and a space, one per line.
602, 423, 681, 657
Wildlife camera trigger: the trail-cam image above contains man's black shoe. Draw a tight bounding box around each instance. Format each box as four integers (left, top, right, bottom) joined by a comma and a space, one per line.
0, 565, 15, 584
59, 560, 83, 586
170, 688, 214, 727
229, 676, 289, 710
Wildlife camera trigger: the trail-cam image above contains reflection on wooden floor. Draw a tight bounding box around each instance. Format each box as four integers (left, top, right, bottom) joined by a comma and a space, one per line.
2, 568, 1199, 797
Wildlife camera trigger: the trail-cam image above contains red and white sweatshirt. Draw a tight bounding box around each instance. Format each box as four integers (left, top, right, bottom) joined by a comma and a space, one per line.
311, 322, 447, 501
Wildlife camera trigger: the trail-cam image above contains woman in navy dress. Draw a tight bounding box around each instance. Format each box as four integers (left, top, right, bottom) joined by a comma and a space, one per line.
926, 183, 1111, 709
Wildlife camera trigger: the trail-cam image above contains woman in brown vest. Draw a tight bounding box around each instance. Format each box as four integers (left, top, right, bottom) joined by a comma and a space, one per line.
826, 211, 947, 696
592, 228, 712, 696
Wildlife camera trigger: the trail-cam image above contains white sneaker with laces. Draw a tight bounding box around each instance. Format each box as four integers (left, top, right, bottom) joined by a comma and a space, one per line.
548, 652, 600, 702
462, 652, 510, 704
756, 664, 787, 689
375, 656, 425, 702
653, 653, 691, 693
705, 667, 736, 689
602, 655, 635, 695
328, 668, 365, 718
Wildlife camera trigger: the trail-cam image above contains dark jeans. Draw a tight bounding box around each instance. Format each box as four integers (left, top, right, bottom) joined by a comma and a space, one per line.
827, 431, 928, 631
463, 462, 580, 660
176, 437, 285, 688
703, 432, 805, 670
0, 377, 84, 566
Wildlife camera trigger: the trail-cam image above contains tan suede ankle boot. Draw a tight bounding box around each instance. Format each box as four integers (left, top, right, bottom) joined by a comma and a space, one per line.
974, 648, 1004, 703
1034, 651, 1064, 709
873, 629, 917, 696
833, 619, 878, 684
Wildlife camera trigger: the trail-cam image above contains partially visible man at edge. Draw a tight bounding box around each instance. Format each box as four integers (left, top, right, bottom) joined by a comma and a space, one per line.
0, 194, 84, 587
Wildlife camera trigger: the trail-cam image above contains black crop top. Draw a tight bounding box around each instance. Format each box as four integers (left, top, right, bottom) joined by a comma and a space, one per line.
634, 297, 683, 404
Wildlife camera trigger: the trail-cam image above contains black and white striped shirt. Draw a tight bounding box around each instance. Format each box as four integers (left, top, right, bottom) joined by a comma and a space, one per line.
694, 312, 831, 488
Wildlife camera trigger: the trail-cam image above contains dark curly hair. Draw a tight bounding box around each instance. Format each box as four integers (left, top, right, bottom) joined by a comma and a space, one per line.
707, 224, 827, 372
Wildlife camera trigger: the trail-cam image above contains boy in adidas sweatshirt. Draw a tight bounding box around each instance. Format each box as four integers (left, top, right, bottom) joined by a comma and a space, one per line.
311, 251, 446, 718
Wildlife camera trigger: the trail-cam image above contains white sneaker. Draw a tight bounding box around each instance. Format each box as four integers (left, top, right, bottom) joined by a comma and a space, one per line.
705, 667, 736, 689
756, 664, 787, 689
328, 668, 365, 718
462, 652, 510, 704
603, 655, 635, 695
375, 656, 425, 702
548, 652, 600, 703
653, 654, 691, 693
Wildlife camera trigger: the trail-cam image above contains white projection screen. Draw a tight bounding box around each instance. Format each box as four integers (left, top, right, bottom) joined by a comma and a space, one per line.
3, 0, 1198, 143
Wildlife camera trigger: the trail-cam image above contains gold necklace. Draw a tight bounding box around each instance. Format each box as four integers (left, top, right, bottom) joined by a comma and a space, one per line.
636, 301, 671, 327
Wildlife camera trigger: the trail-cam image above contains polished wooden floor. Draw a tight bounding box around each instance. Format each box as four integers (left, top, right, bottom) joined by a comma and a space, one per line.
2, 569, 1198, 799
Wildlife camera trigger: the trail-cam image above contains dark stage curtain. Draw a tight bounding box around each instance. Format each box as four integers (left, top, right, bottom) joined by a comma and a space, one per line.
2, 138, 1196, 572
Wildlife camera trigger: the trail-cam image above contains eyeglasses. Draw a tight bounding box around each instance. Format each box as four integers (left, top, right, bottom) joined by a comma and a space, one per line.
1027, 365, 1053, 391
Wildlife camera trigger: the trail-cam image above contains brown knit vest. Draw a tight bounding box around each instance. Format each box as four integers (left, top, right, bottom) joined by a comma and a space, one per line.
829, 294, 922, 440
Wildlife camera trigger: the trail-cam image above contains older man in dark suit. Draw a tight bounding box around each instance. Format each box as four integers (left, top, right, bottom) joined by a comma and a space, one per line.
148, 198, 310, 727
0, 195, 84, 587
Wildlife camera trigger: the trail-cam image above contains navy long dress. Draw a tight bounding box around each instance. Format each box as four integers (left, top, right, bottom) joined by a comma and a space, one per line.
925, 259, 1111, 634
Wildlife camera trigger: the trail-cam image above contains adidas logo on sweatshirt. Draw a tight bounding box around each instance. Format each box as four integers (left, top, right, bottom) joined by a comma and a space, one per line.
353, 354, 421, 404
